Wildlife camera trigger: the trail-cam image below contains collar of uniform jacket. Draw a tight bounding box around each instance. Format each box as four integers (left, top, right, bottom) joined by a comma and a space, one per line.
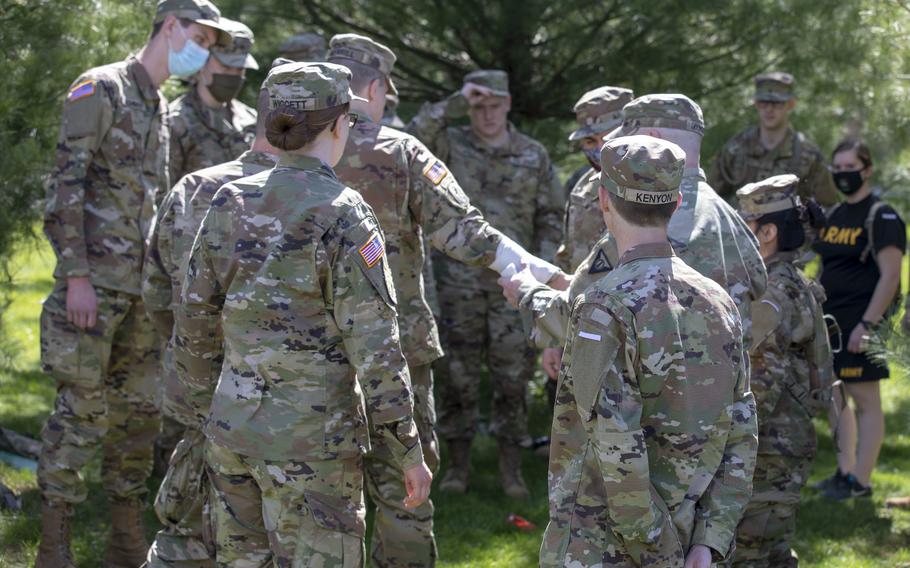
765, 249, 801, 267
276, 152, 337, 178
351, 112, 381, 141
467, 122, 530, 157
617, 241, 676, 266
683, 167, 707, 182
189, 87, 239, 133
127, 56, 161, 103
238, 150, 279, 169
747, 125, 796, 158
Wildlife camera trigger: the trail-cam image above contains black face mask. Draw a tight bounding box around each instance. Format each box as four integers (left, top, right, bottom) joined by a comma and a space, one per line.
209, 74, 245, 103
832, 169, 865, 195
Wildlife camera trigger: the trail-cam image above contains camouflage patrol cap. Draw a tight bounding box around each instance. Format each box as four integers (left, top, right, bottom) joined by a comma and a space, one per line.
153, 0, 231, 42
598, 135, 685, 206
328, 33, 399, 95
279, 33, 327, 61
265, 61, 366, 111
464, 70, 509, 98
610, 94, 705, 137
754, 72, 795, 102
568, 86, 634, 142
736, 174, 801, 221
211, 18, 258, 70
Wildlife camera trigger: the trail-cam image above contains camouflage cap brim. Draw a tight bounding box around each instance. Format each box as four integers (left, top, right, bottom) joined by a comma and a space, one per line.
387, 75, 399, 96
567, 116, 624, 142
737, 197, 799, 221
753, 92, 794, 103
212, 50, 259, 70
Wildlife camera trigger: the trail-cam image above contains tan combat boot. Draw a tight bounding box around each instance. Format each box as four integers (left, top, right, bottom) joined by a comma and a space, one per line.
104, 498, 149, 567
499, 444, 529, 500
34, 499, 76, 568
439, 439, 471, 494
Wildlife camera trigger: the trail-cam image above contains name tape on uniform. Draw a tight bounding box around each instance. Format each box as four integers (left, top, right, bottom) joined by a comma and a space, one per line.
578, 330, 602, 341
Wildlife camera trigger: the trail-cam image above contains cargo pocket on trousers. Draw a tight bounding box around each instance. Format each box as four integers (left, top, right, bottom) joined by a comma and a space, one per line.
154, 429, 206, 525
40, 294, 105, 389
295, 463, 365, 568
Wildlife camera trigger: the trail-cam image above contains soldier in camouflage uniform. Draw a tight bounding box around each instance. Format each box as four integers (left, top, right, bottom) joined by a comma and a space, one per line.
505, 94, 767, 355
175, 61, 432, 566
732, 175, 835, 567
167, 17, 258, 184
34, 1, 229, 566
142, 84, 278, 567
709, 72, 839, 207
279, 32, 327, 61
539, 86, 633, 411
382, 93, 406, 129
555, 86, 633, 274
329, 33, 561, 566
408, 69, 564, 499
538, 135, 758, 567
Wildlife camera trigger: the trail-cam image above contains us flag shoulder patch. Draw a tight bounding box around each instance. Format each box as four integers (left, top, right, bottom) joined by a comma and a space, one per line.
67, 80, 96, 103
359, 232, 385, 268
422, 160, 448, 185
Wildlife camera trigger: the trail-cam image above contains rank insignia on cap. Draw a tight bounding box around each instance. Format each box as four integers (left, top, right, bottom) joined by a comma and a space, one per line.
422, 160, 448, 185
359, 232, 385, 268
67, 80, 95, 103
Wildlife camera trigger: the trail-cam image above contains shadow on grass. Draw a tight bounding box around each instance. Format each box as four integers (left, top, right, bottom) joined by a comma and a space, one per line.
795, 378, 910, 566
0, 471, 165, 567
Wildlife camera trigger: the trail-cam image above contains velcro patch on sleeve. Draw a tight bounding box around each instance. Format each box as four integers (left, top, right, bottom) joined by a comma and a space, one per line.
422, 159, 449, 185
578, 330, 602, 341
67, 80, 96, 103
358, 232, 385, 268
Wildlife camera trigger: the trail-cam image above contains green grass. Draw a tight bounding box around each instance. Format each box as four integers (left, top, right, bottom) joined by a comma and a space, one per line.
1, 236, 909, 567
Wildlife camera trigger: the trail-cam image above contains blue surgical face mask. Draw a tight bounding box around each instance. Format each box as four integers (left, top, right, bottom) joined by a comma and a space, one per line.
583, 147, 602, 171
168, 24, 210, 78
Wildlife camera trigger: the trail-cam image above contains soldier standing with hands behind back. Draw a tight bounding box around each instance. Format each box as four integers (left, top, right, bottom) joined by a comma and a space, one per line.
408, 70, 564, 499
709, 72, 839, 206
34, 1, 229, 565
538, 135, 757, 568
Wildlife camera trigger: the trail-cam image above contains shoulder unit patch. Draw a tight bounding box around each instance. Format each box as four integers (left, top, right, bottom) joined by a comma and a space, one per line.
67, 80, 96, 103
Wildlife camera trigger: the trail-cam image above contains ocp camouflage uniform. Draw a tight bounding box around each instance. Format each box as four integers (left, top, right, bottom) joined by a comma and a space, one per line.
167, 88, 257, 184
555, 86, 633, 273
520, 95, 767, 351
708, 72, 839, 207
142, 150, 277, 567
175, 62, 424, 567
408, 70, 564, 449
331, 34, 511, 566
540, 136, 758, 567
38, 54, 169, 507
732, 176, 835, 568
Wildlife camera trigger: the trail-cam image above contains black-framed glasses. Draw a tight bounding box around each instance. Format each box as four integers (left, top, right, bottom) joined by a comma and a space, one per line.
348, 114, 359, 128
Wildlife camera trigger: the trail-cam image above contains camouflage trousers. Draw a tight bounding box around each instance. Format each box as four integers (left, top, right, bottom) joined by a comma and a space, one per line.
366, 363, 438, 568
434, 267, 535, 445
37, 284, 160, 504
147, 427, 215, 567
205, 441, 366, 567
731, 454, 813, 567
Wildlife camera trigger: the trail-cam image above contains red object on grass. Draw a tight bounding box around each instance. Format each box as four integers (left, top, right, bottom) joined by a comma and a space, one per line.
507, 513, 536, 531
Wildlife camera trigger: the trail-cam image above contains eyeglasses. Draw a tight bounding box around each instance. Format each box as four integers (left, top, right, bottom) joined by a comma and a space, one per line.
330, 113, 358, 133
